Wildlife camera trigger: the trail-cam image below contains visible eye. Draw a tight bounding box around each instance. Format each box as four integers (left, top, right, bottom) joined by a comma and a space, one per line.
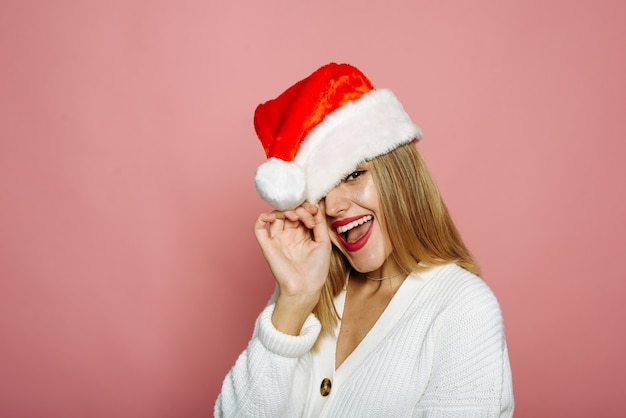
344, 169, 366, 182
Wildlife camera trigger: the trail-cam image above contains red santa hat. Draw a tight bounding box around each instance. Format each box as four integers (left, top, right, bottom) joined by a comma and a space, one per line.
254, 62, 422, 210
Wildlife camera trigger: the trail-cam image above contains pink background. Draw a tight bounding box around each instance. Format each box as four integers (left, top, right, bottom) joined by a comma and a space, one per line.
1, 1, 625, 417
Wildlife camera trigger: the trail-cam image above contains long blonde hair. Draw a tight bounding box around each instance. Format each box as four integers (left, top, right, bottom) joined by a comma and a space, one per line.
312, 142, 478, 338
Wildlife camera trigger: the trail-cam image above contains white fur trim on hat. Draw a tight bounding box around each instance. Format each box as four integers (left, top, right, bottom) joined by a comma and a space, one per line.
295, 88, 422, 204
255, 157, 306, 210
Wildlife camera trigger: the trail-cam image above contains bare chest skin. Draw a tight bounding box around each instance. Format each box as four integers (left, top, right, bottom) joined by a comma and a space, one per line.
335, 276, 403, 369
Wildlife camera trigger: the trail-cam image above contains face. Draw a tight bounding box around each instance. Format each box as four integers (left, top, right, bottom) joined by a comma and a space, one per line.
324, 162, 394, 275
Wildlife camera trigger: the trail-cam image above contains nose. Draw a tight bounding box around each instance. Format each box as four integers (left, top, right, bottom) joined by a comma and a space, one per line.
324, 185, 350, 217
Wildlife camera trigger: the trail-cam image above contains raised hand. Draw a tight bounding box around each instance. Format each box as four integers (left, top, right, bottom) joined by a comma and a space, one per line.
253, 202, 331, 335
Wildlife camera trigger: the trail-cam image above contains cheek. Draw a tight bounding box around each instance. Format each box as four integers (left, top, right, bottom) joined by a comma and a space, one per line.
355, 184, 377, 205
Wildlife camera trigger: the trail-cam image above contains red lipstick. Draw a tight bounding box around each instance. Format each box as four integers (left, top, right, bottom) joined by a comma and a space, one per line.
331, 215, 374, 252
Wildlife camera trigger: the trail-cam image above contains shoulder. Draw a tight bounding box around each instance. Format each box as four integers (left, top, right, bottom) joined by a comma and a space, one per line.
419, 263, 496, 296
414, 263, 503, 322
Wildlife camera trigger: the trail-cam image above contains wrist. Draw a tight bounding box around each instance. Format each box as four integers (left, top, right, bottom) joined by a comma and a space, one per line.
257, 303, 322, 358
271, 293, 320, 336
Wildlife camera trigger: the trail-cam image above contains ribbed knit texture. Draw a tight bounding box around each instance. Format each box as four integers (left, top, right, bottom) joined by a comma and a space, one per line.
214, 264, 514, 417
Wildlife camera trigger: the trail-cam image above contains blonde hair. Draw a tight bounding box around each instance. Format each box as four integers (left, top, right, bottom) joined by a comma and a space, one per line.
313, 142, 478, 338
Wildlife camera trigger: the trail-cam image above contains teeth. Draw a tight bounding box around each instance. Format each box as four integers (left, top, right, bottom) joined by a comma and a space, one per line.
336, 215, 372, 234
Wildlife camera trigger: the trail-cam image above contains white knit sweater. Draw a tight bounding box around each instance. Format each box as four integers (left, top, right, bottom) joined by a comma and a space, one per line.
215, 264, 514, 417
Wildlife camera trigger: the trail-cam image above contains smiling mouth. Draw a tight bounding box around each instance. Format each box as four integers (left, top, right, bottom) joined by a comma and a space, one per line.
335, 215, 373, 244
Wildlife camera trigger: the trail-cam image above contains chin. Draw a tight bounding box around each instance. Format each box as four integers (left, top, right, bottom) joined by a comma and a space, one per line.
347, 254, 387, 274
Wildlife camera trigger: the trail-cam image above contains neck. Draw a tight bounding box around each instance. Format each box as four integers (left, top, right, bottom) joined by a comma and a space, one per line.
365, 270, 406, 281
350, 269, 406, 297
362, 256, 406, 282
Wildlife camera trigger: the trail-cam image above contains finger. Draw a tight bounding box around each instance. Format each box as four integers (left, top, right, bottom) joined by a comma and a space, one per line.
302, 201, 319, 215
283, 218, 301, 229
283, 210, 299, 222
293, 206, 316, 229
254, 212, 276, 230
310, 204, 330, 244
280, 207, 313, 229
271, 211, 287, 220
268, 216, 285, 237
253, 212, 275, 243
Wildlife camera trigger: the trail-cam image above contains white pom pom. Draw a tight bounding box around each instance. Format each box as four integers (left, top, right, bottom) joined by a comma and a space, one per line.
255, 158, 306, 210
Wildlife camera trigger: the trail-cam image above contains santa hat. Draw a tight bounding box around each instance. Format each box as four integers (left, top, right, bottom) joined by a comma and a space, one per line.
254, 62, 422, 210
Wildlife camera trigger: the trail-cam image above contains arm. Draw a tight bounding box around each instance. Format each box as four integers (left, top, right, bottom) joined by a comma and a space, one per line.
254, 203, 331, 336
214, 300, 321, 418
414, 278, 514, 418
215, 203, 332, 417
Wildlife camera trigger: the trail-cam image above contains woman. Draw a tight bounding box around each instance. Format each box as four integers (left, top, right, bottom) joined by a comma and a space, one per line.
215, 63, 514, 417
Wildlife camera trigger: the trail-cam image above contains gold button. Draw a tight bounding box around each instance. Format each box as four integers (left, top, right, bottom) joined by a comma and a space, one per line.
320, 378, 332, 396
